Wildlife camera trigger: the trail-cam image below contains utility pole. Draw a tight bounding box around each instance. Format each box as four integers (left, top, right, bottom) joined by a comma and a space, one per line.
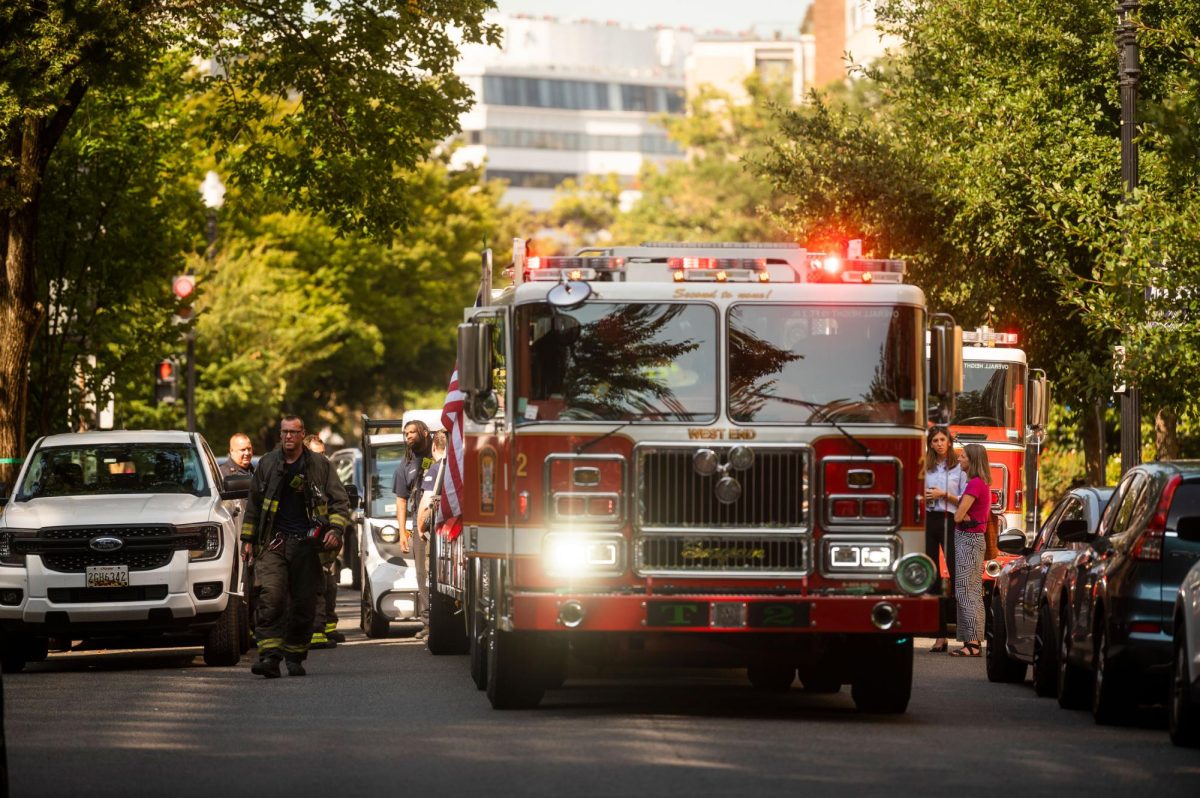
1116, 0, 1141, 475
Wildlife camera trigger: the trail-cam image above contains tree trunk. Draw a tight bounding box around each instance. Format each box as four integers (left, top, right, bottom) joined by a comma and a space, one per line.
1082, 398, 1106, 485
1155, 407, 1180, 462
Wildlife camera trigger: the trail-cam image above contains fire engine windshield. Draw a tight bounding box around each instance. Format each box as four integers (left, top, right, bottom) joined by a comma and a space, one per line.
728, 304, 924, 425
953, 360, 1026, 428
514, 302, 718, 423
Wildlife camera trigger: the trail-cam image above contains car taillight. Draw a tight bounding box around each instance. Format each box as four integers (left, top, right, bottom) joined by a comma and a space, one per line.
1131, 473, 1182, 562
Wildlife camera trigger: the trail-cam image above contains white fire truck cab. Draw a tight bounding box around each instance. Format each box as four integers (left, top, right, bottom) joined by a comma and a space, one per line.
436, 242, 962, 713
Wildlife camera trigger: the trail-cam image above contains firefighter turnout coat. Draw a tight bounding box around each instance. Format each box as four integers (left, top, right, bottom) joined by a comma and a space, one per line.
240, 447, 351, 548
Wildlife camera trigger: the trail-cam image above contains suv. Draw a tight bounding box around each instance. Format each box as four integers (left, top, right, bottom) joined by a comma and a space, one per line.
1058, 461, 1200, 722
0, 430, 252, 672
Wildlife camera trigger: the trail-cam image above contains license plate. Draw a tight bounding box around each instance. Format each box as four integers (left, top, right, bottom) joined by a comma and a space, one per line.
86, 564, 129, 588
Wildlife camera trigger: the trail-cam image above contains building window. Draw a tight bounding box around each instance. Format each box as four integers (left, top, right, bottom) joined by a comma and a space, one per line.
481, 75, 682, 114
464, 128, 680, 155
485, 169, 579, 189
755, 50, 795, 83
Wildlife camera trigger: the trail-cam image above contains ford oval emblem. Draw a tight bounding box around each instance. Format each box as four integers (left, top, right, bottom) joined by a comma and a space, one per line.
89, 536, 124, 552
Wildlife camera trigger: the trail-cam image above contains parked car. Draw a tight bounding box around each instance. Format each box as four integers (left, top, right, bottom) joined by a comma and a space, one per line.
339, 409, 443, 637
987, 486, 1114, 694
0, 430, 252, 672
1057, 461, 1200, 723
1170, 555, 1200, 746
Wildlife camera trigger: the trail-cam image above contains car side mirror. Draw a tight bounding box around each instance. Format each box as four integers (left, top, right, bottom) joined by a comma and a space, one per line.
344, 482, 361, 511
1176, 516, 1200, 543
997, 530, 1027, 555
220, 473, 252, 500
1090, 535, 1112, 555
1056, 518, 1090, 543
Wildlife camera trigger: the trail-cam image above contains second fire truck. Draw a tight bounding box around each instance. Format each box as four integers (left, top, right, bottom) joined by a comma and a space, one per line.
430, 241, 963, 713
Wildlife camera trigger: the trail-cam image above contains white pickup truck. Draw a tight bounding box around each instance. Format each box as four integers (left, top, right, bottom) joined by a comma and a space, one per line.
0, 430, 252, 672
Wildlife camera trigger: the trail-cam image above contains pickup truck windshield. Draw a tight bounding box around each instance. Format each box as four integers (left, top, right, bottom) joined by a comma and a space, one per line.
728, 304, 925, 426
514, 301, 718, 423
17, 443, 209, 499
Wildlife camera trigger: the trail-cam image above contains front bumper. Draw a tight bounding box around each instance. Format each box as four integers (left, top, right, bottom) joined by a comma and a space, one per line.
511, 592, 940, 634
366, 559, 420, 621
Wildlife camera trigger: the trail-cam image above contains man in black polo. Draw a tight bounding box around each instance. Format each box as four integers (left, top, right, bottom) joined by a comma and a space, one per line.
241, 415, 349, 677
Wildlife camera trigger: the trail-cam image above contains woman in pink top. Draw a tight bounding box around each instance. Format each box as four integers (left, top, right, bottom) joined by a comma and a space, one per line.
950, 443, 991, 657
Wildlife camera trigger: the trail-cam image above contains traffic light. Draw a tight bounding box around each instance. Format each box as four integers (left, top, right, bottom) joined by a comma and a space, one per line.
172, 274, 195, 325
154, 358, 179, 405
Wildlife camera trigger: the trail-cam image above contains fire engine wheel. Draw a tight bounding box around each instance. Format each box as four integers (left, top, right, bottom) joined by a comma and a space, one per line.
746, 665, 795, 692
850, 636, 913, 714
486, 628, 546, 710
985, 589, 1027, 683
469, 561, 490, 690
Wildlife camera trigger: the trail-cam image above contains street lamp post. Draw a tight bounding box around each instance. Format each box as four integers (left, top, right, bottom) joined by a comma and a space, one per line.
1116, 0, 1141, 475
195, 171, 226, 434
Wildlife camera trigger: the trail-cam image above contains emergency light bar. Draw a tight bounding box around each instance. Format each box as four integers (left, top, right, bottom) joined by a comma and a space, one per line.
805, 255, 906, 284
525, 256, 625, 281
961, 325, 1019, 346
667, 257, 771, 283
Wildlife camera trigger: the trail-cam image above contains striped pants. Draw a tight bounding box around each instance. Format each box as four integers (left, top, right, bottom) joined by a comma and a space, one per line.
954, 531, 986, 642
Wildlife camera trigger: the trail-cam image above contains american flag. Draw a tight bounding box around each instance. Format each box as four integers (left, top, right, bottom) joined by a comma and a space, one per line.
440, 367, 465, 521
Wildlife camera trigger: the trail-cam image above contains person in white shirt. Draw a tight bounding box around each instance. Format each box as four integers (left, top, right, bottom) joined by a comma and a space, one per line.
924, 425, 965, 652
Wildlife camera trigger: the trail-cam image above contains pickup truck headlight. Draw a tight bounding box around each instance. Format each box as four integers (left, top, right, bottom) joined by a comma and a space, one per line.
0, 529, 32, 566
179, 524, 223, 561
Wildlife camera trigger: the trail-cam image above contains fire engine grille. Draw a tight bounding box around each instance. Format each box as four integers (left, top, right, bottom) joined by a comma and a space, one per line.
42, 551, 174, 573
637, 447, 808, 529
635, 535, 808, 576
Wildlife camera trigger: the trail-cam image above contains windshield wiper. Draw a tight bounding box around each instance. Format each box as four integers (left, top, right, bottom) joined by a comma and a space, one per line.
575, 421, 633, 455
749, 392, 873, 457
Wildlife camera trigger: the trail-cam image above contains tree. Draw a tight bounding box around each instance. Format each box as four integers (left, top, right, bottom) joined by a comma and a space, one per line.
0, 0, 499, 482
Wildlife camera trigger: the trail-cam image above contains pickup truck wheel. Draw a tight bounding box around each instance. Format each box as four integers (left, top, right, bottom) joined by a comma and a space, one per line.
851, 636, 913, 713
361, 575, 390, 638
426, 534, 469, 655
486, 628, 545, 710
203, 597, 243, 666
985, 589, 1027, 683
747, 666, 794, 692
1032, 607, 1057, 697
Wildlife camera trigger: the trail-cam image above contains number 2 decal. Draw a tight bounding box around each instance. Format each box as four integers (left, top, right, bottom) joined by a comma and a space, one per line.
515, 452, 528, 478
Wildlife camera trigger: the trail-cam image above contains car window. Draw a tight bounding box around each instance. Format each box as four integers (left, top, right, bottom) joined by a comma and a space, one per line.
1098, 474, 1136, 538
1167, 482, 1200, 529
1108, 473, 1150, 545
1046, 497, 1085, 549
333, 453, 356, 486
1034, 498, 1070, 551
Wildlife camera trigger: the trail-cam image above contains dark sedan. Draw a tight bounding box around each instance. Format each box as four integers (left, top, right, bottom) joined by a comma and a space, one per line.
986, 486, 1114, 695
1057, 461, 1200, 723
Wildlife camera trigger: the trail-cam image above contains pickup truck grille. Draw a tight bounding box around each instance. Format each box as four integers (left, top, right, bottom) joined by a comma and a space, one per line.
636, 534, 808, 576
637, 446, 808, 529
14, 526, 204, 572
43, 551, 174, 573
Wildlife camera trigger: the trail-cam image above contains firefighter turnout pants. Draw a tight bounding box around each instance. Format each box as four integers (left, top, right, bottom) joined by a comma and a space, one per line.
254, 536, 322, 661
312, 552, 339, 643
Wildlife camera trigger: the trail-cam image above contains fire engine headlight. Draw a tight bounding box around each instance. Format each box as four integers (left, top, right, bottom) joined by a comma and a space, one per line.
693, 449, 719, 476
714, 476, 742, 504
543, 534, 623, 577
727, 445, 754, 471
893, 553, 937, 595
826, 542, 893, 570
377, 524, 400, 544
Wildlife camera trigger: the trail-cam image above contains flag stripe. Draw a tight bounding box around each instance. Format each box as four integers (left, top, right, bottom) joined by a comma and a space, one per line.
441, 368, 465, 519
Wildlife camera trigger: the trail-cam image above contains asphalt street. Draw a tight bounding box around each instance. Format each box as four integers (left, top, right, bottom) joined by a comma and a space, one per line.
3, 588, 1199, 798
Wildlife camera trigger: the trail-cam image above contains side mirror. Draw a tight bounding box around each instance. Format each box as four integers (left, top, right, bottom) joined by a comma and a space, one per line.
928, 314, 963, 408
0, 482, 8, 507
344, 483, 361, 511
1056, 518, 1090, 543
457, 322, 493, 395
997, 530, 1027, 555
1028, 369, 1050, 433
1090, 535, 1112, 555
219, 473, 252, 500
1177, 516, 1200, 543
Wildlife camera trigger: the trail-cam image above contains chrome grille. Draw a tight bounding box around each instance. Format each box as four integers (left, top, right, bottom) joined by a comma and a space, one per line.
637, 446, 807, 529
42, 551, 174, 573
636, 535, 807, 576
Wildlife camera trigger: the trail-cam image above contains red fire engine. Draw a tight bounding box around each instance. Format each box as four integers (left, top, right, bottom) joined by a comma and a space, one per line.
430, 241, 963, 714
950, 328, 1049, 582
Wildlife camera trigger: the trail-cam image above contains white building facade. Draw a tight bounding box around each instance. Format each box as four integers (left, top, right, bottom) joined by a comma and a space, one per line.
454, 15, 694, 210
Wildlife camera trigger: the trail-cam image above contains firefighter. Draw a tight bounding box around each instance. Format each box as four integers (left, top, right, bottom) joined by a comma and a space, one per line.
303, 434, 344, 650
241, 415, 349, 678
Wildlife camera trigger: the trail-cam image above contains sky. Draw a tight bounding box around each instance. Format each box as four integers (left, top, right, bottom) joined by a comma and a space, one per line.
493, 0, 812, 36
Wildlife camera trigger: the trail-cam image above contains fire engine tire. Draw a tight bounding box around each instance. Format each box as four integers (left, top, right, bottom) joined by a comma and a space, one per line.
427, 532, 469, 655
361, 575, 390, 639
850, 636, 913, 714
1032, 606, 1058, 697
1056, 606, 1091, 710
469, 563, 489, 691
747, 666, 795, 692
1092, 616, 1133, 725
203, 597, 243, 667
486, 629, 546, 710
985, 590, 1026, 683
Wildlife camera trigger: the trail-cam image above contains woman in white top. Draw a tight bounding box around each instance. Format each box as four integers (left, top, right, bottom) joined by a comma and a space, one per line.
924, 425, 964, 652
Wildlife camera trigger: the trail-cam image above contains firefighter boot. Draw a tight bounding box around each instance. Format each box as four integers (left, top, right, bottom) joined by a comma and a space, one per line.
285, 657, 306, 677
309, 630, 335, 650
326, 622, 345, 643
251, 655, 282, 679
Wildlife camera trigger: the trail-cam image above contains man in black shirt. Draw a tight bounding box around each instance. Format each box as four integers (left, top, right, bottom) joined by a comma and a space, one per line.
220, 432, 254, 479
392, 420, 431, 636
241, 415, 349, 677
